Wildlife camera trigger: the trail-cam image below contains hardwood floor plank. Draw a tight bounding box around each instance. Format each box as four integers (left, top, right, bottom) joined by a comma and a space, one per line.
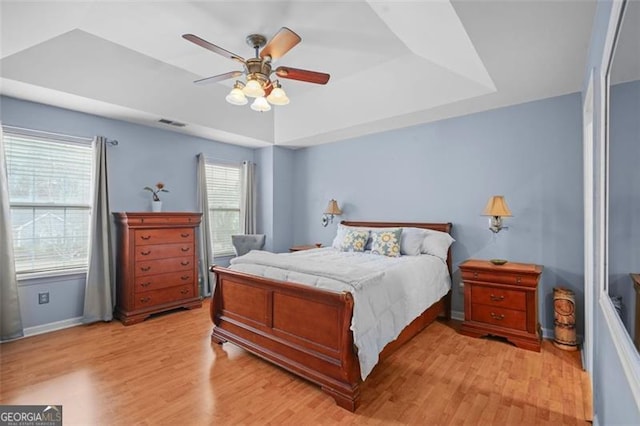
0, 301, 589, 425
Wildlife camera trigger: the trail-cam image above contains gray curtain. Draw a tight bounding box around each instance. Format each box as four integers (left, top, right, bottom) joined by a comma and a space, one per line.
197, 153, 214, 296
0, 124, 24, 341
82, 137, 113, 323
241, 161, 256, 234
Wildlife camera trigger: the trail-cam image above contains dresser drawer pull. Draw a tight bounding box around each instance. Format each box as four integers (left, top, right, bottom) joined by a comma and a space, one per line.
140, 282, 151, 287
181, 247, 190, 252
490, 294, 505, 302
181, 275, 190, 281
140, 235, 151, 240
140, 296, 151, 303
180, 261, 190, 266
473, 272, 479, 278
140, 266, 151, 272
181, 233, 190, 238
490, 312, 505, 320
180, 288, 189, 295
516, 277, 522, 284
140, 250, 151, 256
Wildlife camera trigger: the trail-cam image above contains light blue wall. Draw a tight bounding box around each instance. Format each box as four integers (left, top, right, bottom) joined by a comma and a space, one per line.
272, 146, 295, 253
608, 80, 640, 338
256, 145, 294, 253
292, 93, 584, 332
1, 95, 254, 329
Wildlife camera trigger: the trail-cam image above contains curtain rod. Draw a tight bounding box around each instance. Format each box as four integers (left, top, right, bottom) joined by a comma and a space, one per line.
3, 124, 119, 146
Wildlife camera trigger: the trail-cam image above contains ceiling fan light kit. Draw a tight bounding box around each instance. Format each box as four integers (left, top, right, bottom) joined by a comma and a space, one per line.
183, 27, 330, 112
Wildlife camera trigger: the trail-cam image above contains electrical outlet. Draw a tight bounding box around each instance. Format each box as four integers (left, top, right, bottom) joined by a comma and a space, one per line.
38, 292, 49, 304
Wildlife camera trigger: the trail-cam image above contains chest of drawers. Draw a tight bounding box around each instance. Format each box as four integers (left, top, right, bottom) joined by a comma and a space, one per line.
459, 259, 543, 352
114, 212, 202, 325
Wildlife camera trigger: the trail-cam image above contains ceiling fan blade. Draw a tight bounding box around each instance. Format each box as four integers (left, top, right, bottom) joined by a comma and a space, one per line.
275, 66, 330, 85
194, 71, 243, 85
182, 34, 245, 63
260, 27, 301, 60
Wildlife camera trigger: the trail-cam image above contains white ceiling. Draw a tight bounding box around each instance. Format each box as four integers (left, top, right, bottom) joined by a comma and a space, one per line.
0, 0, 596, 148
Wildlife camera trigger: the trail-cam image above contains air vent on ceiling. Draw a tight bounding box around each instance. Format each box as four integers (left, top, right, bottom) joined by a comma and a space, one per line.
158, 118, 186, 127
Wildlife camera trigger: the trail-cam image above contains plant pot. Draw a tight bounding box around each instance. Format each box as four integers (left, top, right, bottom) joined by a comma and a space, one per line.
151, 201, 162, 212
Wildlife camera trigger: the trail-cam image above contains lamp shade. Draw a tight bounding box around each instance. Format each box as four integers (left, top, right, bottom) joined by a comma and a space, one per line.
267, 82, 290, 106
225, 87, 248, 106
250, 96, 271, 112
482, 195, 512, 217
324, 199, 342, 215
243, 78, 265, 98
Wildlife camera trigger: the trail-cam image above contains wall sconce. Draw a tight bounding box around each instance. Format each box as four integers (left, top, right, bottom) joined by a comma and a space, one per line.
321, 199, 342, 227
482, 195, 512, 233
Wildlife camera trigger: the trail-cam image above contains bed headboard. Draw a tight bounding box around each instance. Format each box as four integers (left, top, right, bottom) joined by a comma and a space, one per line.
340, 221, 454, 276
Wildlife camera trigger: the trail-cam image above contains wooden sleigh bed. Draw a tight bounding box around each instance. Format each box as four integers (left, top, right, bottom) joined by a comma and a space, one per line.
208, 221, 453, 411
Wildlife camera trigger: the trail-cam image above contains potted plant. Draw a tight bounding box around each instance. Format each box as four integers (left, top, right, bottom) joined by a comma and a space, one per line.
144, 182, 169, 212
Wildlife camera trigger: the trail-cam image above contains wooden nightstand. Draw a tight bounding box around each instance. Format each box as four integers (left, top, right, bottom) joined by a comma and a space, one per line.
289, 244, 322, 252
459, 259, 543, 352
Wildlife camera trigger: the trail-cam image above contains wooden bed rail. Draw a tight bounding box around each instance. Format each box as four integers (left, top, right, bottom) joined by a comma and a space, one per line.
209, 264, 362, 410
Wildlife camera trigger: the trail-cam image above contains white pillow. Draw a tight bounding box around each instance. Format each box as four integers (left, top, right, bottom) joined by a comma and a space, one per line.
421, 229, 455, 261
400, 227, 429, 256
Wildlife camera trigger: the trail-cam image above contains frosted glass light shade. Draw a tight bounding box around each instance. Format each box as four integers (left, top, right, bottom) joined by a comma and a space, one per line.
243, 79, 265, 98
251, 96, 271, 112
225, 87, 248, 105
266, 86, 290, 106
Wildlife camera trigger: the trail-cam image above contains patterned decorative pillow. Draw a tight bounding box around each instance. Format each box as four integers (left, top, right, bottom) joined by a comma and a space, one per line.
340, 229, 369, 252
340, 229, 369, 251
370, 228, 402, 257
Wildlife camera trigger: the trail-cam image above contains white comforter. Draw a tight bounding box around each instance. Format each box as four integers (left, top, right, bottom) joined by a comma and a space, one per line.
229, 247, 451, 379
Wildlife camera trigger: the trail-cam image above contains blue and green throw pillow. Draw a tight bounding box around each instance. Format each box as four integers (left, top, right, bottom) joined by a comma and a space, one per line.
340, 229, 369, 252
371, 228, 402, 257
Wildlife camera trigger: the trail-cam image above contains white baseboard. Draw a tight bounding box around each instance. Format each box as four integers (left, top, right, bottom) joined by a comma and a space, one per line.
23, 316, 83, 337
451, 310, 464, 321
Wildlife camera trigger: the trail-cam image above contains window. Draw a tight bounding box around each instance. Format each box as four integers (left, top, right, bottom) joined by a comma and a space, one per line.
205, 162, 241, 256
3, 128, 93, 275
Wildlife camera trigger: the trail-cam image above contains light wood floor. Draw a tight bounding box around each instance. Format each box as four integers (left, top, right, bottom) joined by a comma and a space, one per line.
1, 300, 590, 425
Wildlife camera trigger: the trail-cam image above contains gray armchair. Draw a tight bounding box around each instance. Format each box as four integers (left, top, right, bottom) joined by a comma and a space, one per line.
231, 234, 266, 257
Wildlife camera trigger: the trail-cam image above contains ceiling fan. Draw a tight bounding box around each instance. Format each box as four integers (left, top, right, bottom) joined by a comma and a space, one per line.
182, 27, 330, 112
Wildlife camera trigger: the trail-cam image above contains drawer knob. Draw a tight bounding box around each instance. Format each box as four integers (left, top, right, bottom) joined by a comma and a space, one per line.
516, 277, 522, 284
490, 312, 505, 320
140, 235, 151, 240
140, 266, 151, 272
181, 233, 190, 238
490, 294, 505, 302
473, 272, 479, 278
181, 247, 190, 252
140, 250, 151, 256
181, 275, 190, 281
181, 261, 190, 266
180, 288, 189, 295
140, 282, 151, 287
140, 296, 151, 303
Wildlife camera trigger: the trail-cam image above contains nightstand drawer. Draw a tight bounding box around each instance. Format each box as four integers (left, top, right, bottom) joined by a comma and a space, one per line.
471, 304, 527, 331
471, 285, 526, 310
462, 269, 538, 287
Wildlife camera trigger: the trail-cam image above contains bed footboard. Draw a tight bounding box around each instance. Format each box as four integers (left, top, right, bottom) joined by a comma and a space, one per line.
209, 265, 362, 410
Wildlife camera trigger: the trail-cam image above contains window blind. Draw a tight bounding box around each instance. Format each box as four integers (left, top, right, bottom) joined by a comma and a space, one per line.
205, 162, 241, 256
3, 130, 93, 274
